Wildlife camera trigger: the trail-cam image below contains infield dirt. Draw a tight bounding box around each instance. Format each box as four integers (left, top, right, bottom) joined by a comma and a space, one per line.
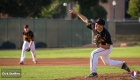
0, 58, 140, 80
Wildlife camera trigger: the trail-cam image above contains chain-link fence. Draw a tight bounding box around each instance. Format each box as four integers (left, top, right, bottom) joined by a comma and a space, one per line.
0, 18, 92, 49
0, 18, 140, 49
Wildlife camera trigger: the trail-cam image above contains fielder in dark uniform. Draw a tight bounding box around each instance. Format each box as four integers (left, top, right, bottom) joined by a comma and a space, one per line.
69, 10, 130, 78
19, 25, 37, 64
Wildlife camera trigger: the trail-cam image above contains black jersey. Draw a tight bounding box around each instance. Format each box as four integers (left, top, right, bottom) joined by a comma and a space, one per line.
86, 21, 113, 45
23, 30, 34, 42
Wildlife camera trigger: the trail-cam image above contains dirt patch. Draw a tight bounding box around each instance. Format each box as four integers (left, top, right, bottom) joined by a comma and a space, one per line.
0, 58, 140, 66
60, 73, 140, 80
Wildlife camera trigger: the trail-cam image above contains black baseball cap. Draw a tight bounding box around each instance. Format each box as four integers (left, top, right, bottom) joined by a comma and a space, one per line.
96, 18, 105, 25
24, 25, 29, 28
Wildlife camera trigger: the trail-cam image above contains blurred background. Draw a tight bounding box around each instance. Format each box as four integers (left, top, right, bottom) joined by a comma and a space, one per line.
0, 0, 140, 49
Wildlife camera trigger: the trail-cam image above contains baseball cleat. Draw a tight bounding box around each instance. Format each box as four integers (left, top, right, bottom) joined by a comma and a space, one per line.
85, 72, 98, 78
122, 61, 130, 72
34, 60, 37, 64
19, 61, 24, 65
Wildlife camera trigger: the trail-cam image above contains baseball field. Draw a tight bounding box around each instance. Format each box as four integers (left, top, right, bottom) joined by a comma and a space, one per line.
0, 46, 140, 80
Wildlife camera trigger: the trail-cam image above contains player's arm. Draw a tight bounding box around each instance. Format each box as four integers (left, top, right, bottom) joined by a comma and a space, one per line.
69, 9, 95, 30
69, 9, 88, 24
28, 32, 34, 48
26, 40, 33, 52
29, 41, 33, 48
25, 38, 33, 52
99, 32, 112, 49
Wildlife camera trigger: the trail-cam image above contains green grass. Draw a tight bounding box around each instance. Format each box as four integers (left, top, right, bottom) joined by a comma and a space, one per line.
110, 46, 140, 58
0, 46, 140, 58
0, 66, 140, 80
0, 46, 140, 80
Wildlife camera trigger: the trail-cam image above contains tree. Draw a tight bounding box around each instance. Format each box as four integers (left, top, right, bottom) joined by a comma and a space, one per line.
41, 0, 108, 19
0, 0, 52, 18
127, 0, 140, 18
78, 4, 107, 20
40, 2, 67, 18
74, 0, 108, 20
0, 0, 108, 19
40, 0, 69, 18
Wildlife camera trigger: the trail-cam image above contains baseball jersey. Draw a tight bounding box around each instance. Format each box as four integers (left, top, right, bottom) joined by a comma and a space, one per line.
86, 21, 113, 45
23, 30, 34, 42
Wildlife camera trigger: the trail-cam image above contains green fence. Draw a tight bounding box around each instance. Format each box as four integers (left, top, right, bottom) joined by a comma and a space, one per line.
0, 18, 92, 49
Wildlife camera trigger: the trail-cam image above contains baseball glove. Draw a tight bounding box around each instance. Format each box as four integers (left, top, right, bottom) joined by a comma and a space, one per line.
94, 34, 101, 47
26, 48, 30, 52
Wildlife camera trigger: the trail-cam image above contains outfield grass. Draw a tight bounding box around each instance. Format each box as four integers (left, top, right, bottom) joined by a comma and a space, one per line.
0, 46, 140, 58
0, 46, 140, 80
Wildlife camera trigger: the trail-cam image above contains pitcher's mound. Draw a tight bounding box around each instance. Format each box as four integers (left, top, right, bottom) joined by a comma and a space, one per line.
60, 72, 140, 80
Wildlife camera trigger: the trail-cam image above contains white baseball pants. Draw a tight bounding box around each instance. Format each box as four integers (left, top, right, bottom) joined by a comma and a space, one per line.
90, 45, 123, 73
20, 41, 37, 62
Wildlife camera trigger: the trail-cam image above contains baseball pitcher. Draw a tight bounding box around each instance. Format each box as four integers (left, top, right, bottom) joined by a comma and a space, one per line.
19, 25, 37, 64
69, 10, 130, 78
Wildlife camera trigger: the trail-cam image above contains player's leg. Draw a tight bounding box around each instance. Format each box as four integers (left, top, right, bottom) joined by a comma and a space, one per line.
100, 55, 130, 72
99, 45, 123, 67
30, 41, 37, 63
90, 47, 110, 73
100, 55, 123, 67
87, 47, 108, 78
100, 45, 130, 72
20, 41, 29, 64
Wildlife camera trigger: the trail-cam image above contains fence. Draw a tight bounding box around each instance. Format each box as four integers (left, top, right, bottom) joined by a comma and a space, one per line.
0, 18, 92, 49
0, 18, 140, 49
115, 22, 140, 42
116, 22, 140, 35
